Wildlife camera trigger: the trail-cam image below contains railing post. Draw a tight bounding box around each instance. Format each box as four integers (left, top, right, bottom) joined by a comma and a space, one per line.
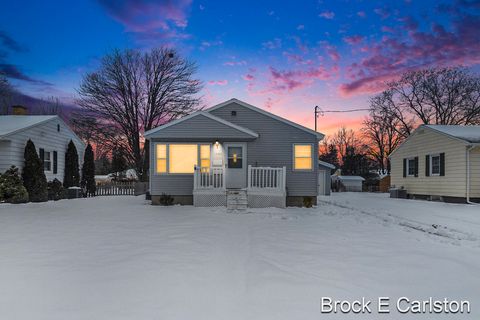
247, 165, 251, 189
282, 166, 286, 191
193, 166, 198, 190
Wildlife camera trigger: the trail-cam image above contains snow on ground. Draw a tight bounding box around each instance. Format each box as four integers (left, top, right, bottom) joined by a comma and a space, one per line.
0, 194, 479, 320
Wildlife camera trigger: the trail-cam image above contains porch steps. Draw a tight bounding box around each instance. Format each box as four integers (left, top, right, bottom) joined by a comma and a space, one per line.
226, 189, 248, 211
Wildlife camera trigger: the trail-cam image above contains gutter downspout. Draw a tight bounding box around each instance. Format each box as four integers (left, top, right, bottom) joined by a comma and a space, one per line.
466, 144, 480, 205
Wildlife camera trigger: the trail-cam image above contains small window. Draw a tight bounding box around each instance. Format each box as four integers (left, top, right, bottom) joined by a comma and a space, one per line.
407, 158, 416, 176
57, 124, 60, 132
43, 151, 51, 171
156, 144, 167, 173
294, 144, 312, 170
200, 145, 211, 170
430, 154, 441, 176
228, 147, 243, 168
231, 110, 237, 116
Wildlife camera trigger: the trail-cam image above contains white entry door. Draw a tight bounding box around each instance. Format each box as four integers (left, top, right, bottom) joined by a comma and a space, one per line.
318, 170, 326, 195
224, 143, 247, 189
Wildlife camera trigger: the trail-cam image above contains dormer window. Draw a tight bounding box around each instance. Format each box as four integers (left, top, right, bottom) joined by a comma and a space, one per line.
231, 111, 237, 116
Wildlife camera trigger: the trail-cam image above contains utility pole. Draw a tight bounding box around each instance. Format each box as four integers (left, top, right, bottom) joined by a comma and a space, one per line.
314, 106, 320, 132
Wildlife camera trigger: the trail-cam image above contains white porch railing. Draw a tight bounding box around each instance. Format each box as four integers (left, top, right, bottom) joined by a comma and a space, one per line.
247, 165, 286, 193
193, 166, 225, 190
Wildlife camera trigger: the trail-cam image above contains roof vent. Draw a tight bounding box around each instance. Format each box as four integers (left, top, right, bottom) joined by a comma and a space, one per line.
11, 105, 28, 115
231, 110, 237, 116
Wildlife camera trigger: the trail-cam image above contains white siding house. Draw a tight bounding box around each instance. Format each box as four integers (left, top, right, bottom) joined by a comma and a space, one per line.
0, 115, 85, 182
390, 125, 480, 203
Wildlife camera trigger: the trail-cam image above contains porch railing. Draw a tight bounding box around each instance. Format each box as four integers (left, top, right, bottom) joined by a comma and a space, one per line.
193, 166, 225, 190
248, 165, 286, 193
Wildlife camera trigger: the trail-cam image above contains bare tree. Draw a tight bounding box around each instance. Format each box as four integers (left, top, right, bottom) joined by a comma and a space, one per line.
76, 47, 203, 180
331, 126, 361, 162
388, 67, 480, 128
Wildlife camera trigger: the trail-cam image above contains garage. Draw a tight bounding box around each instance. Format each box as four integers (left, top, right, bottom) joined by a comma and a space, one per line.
318, 160, 335, 195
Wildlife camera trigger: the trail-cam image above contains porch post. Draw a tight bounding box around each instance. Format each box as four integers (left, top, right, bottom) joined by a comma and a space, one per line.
282, 166, 286, 191
247, 165, 252, 190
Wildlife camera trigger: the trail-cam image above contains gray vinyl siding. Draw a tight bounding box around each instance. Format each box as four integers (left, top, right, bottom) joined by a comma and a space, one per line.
0, 117, 84, 182
210, 102, 318, 197
146, 113, 256, 140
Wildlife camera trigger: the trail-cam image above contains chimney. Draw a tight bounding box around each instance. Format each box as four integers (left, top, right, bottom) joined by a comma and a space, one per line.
11, 105, 28, 115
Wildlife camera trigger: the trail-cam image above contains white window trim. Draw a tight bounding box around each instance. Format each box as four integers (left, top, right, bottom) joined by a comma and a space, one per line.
292, 143, 314, 172
429, 153, 441, 176
154, 143, 212, 175
406, 157, 416, 177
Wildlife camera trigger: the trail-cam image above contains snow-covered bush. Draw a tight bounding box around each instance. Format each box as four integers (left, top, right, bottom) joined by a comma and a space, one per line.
47, 179, 66, 201
0, 166, 29, 204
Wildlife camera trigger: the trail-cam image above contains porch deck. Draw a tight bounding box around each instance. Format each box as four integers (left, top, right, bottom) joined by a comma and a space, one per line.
193, 165, 286, 208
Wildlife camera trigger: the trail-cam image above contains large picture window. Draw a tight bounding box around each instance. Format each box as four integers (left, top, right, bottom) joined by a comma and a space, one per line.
294, 144, 312, 170
169, 144, 198, 174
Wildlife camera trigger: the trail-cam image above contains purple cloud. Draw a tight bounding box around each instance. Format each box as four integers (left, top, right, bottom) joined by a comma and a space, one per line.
0, 31, 27, 53
343, 35, 365, 45
97, 0, 191, 37
340, 11, 480, 95
208, 80, 228, 86
0, 64, 52, 86
319, 11, 335, 19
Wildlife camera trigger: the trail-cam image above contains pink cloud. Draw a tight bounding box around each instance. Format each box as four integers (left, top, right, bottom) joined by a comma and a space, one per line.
381, 26, 394, 33
98, 0, 192, 38
242, 74, 255, 81
297, 24, 305, 30
357, 11, 366, 18
265, 65, 334, 93
374, 7, 391, 20
322, 44, 341, 62
208, 80, 228, 86
319, 11, 335, 19
343, 35, 365, 45
340, 12, 480, 95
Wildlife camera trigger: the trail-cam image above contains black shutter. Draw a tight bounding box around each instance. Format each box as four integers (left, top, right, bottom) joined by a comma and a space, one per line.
425, 155, 430, 177
39, 148, 45, 164
414, 156, 419, 177
403, 158, 407, 177
440, 152, 445, 176
53, 151, 58, 174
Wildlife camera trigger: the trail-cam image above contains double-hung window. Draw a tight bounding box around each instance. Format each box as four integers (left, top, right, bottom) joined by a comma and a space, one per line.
43, 151, 51, 171
430, 154, 441, 176
293, 144, 313, 170
407, 158, 416, 176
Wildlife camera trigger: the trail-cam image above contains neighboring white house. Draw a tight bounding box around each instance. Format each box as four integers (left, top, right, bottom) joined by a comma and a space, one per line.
0, 114, 85, 182
390, 124, 480, 203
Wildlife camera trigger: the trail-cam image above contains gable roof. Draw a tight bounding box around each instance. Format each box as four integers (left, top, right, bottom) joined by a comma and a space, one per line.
206, 98, 324, 139
424, 125, 480, 143
0, 115, 57, 138
144, 111, 259, 138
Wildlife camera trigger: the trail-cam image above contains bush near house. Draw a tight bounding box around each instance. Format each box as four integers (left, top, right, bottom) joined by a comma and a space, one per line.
64, 140, 80, 188
47, 179, 66, 201
0, 166, 29, 204
22, 139, 48, 202
81, 144, 96, 197
159, 193, 174, 206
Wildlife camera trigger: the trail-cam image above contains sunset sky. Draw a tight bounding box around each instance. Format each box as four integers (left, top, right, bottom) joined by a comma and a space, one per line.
1, 0, 479, 136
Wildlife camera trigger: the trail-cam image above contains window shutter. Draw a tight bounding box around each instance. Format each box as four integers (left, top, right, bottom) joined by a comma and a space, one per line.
414, 156, 419, 177
403, 158, 407, 178
53, 151, 58, 174
39, 148, 45, 164
425, 155, 430, 177
440, 152, 445, 176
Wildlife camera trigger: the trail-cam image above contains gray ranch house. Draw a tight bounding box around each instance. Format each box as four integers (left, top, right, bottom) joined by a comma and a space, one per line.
0, 111, 85, 182
145, 99, 325, 208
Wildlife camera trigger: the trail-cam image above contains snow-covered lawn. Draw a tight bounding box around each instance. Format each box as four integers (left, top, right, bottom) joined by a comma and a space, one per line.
1, 193, 479, 319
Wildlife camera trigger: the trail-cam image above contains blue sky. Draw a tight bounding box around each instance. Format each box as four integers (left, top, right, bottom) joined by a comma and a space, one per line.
1, 0, 479, 134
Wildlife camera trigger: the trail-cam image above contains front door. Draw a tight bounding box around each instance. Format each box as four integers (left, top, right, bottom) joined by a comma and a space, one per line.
224, 143, 247, 189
